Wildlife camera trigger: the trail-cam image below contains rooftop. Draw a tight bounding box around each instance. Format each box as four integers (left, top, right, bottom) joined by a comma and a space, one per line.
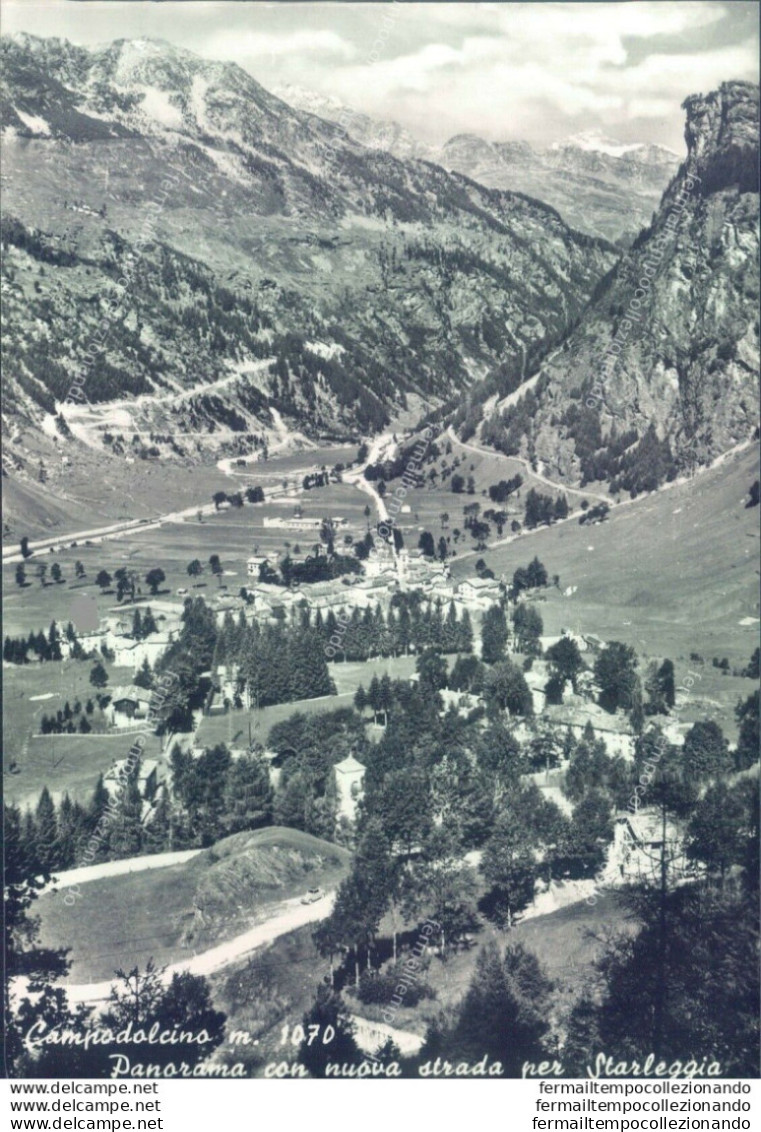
110, 684, 149, 704
335, 755, 366, 774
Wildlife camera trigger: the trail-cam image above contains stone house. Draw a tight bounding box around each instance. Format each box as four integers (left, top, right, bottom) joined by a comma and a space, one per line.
603, 810, 688, 884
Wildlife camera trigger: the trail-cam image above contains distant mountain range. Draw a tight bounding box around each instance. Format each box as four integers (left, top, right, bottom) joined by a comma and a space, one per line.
0, 32, 616, 462
469, 80, 760, 491
275, 84, 681, 246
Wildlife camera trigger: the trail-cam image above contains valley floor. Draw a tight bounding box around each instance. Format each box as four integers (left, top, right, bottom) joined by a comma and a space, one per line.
5, 417, 758, 1077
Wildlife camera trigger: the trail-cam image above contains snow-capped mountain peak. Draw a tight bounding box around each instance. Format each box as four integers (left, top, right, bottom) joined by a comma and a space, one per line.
551, 128, 679, 162
552, 129, 643, 158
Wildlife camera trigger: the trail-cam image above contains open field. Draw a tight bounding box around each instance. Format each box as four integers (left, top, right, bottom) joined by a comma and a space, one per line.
378, 437, 594, 557
510, 890, 629, 1000
451, 445, 759, 674
4, 636, 421, 812
228, 444, 357, 476
2, 659, 143, 804
664, 664, 758, 740
329, 655, 419, 694
2, 423, 585, 643
36, 827, 351, 984
4, 728, 165, 811
196, 694, 356, 749
0, 421, 558, 576
1, 484, 376, 639
409, 890, 628, 1027
2, 415, 361, 542
39, 856, 202, 983
197, 655, 423, 748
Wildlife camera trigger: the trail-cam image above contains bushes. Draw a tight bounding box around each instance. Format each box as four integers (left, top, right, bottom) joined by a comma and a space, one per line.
488, 475, 523, 503
357, 961, 435, 1007
512, 555, 549, 594
578, 502, 610, 525
523, 488, 567, 529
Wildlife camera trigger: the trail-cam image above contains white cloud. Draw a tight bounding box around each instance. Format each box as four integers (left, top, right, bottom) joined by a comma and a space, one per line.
1, 0, 757, 148
613, 44, 760, 101
492, 1, 726, 39
311, 3, 756, 144
207, 29, 356, 62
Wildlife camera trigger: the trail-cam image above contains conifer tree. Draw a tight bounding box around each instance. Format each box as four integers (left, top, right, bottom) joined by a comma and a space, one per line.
134, 657, 154, 689
222, 754, 274, 834
86, 774, 112, 861
353, 684, 368, 715
481, 604, 509, 664
34, 787, 58, 873
56, 794, 79, 870
143, 791, 172, 854
107, 775, 144, 860
21, 808, 40, 876
47, 622, 62, 661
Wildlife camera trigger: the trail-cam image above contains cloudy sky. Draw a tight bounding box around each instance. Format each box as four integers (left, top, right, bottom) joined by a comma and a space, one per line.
3, 2, 758, 148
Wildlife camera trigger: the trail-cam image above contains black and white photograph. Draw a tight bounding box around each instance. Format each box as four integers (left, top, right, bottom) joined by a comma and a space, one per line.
2, 0, 760, 1094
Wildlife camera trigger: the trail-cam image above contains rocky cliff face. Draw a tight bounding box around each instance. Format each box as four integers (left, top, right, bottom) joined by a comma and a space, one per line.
475, 81, 759, 491
684, 81, 760, 195
0, 33, 616, 463
438, 130, 680, 246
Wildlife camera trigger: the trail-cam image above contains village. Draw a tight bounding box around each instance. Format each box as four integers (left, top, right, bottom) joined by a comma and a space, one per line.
4, 417, 758, 1083
6, 409, 757, 902
15, 504, 706, 897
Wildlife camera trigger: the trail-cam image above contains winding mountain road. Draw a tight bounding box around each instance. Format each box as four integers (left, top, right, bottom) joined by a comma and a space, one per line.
63, 891, 336, 1005
44, 850, 203, 893
446, 425, 610, 504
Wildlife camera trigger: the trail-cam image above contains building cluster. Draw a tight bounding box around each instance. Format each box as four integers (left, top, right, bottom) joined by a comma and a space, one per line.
64, 603, 184, 672
261, 515, 348, 531
240, 548, 503, 624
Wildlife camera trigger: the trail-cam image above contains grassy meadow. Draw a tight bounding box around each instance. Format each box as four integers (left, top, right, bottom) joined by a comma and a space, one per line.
451, 445, 759, 675
36, 827, 352, 983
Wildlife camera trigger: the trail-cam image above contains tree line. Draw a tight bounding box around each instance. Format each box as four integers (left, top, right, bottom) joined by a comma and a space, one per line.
4, 621, 67, 665
214, 594, 475, 673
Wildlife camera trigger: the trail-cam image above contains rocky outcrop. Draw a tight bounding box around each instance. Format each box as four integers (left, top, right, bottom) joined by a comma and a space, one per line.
476, 82, 759, 489
683, 81, 760, 195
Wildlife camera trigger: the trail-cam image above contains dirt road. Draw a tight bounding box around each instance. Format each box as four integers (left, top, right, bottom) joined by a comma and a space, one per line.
64, 891, 336, 1004
446, 426, 610, 504
44, 849, 203, 893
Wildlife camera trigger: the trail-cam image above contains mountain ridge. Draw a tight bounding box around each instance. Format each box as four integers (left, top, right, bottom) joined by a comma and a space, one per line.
1, 32, 616, 470
470, 80, 760, 494
276, 84, 683, 245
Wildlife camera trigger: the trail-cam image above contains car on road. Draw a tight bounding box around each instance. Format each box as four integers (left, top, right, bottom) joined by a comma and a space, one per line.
301, 887, 323, 905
